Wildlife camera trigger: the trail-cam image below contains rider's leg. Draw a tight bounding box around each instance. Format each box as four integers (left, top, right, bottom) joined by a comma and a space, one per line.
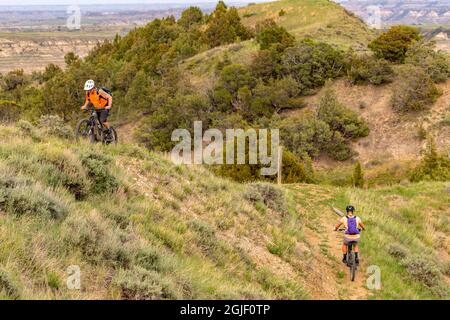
100, 109, 111, 133
354, 244, 360, 264
342, 243, 348, 263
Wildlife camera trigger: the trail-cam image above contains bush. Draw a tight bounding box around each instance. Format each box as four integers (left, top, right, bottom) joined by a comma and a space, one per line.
0, 100, 21, 123
38, 115, 74, 139
63, 213, 133, 267
282, 40, 346, 95
405, 41, 449, 83
402, 255, 442, 288
255, 19, 295, 51
441, 261, 450, 277
36, 147, 91, 200
213, 145, 310, 184
391, 65, 442, 112
352, 161, 365, 188
410, 138, 450, 182
217, 64, 255, 98
135, 246, 172, 273
347, 54, 394, 85
279, 113, 332, 159
280, 109, 360, 161
187, 219, 219, 256
178, 6, 203, 30
0, 69, 29, 91
387, 243, 408, 259
250, 49, 282, 80
204, 2, 253, 48
0, 268, 20, 299
114, 267, 181, 300
16, 120, 41, 141
245, 182, 286, 213
79, 150, 120, 194
0, 175, 69, 220
369, 26, 421, 63
281, 150, 311, 183
136, 93, 211, 152
317, 88, 370, 140
325, 132, 356, 161
235, 77, 304, 121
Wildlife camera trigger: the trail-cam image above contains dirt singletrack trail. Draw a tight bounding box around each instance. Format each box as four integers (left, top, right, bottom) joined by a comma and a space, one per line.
115, 122, 138, 143
288, 185, 369, 300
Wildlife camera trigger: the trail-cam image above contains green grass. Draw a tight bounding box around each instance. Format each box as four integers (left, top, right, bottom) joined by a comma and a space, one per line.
0, 123, 309, 299
182, 0, 374, 89
330, 183, 449, 299
240, 0, 373, 50
0, 123, 448, 299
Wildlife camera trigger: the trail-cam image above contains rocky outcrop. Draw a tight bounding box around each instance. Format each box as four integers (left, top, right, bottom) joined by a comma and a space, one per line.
0, 37, 101, 73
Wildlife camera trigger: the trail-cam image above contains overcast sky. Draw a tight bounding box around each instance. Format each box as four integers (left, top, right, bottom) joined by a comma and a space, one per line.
0, 0, 262, 5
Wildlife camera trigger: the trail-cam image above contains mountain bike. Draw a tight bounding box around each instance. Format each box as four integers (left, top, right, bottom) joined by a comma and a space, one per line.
346, 240, 358, 282
337, 229, 361, 282
75, 107, 118, 144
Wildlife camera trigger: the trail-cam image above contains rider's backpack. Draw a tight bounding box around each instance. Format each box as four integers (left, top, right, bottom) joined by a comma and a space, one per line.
99, 86, 113, 97
346, 216, 360, 235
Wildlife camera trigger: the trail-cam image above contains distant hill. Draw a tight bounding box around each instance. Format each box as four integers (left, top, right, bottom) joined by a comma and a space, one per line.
240, 0, 373, 49
336, 0, 450, 27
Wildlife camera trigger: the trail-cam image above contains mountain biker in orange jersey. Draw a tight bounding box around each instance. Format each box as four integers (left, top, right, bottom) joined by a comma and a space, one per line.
334, 205, 366, 265
81, 79, 113, 136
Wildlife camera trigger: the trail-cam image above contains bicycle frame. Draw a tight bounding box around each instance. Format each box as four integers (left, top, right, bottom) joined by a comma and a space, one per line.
77, 106, 117, 145
85, 108, 105, 141
336, 229, 359, 281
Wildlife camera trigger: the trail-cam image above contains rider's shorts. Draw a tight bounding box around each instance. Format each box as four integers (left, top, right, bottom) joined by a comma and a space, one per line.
343, 237, 360, 245
96, 109, 110, 123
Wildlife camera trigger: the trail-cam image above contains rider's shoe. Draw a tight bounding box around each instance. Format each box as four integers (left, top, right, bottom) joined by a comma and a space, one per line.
355, 253, 360, 265
342, 254, 347, 264
103, 128, 112, 141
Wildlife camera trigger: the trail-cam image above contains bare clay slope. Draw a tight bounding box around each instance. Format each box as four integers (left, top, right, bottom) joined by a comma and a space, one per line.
290, 79, 450, 167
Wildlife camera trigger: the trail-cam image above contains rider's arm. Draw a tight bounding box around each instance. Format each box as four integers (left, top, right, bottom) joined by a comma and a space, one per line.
334, 221, 343, 231
106, 94, 112, 109
358, 221, 366, 231
99, 89, 113, 109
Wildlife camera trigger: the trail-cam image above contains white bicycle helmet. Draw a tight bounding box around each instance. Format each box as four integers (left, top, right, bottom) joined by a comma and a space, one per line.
84, 79, 95, 91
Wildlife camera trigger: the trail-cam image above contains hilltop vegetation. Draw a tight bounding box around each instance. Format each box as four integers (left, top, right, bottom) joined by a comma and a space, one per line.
0, 1, 448, 184
239, 0, 373, 49
0, 124, 448, 299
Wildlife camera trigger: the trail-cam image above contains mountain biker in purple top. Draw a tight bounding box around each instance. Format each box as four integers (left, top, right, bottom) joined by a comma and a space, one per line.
334, 205, 366, 265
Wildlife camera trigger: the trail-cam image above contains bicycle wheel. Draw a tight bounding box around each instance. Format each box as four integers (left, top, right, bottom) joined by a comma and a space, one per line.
110, 127, 118, 144
75, 119, 92, 142
349, 253, 357, 281
104, 127, 118, 145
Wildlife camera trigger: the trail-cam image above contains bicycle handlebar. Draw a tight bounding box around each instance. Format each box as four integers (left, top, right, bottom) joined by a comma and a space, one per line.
335, 228, 363, 232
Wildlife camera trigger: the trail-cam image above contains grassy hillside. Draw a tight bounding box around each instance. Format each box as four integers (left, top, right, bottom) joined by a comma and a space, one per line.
240, 0, 373, 49
183, 0, 374, 87
0, 123, 448, 299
